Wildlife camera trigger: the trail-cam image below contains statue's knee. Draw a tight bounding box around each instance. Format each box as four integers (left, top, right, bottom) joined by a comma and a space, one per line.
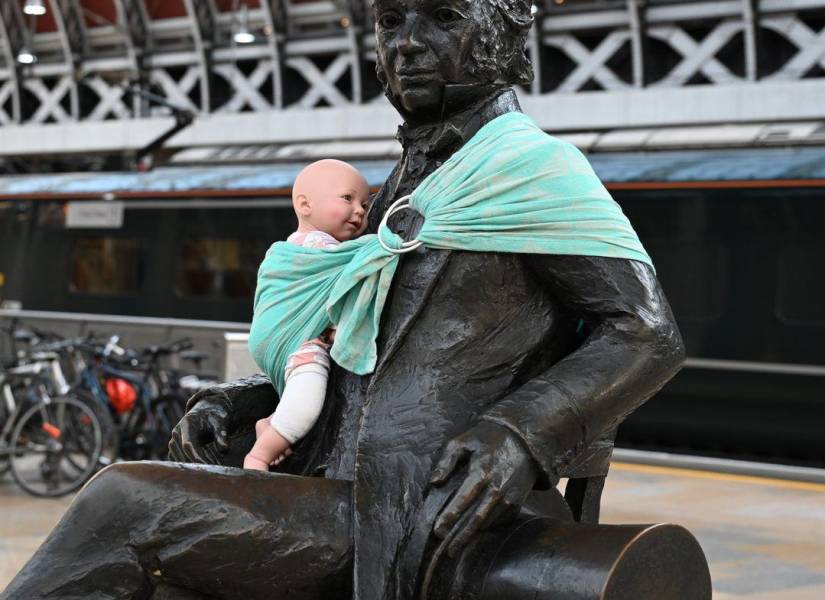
75, 462, 159, 520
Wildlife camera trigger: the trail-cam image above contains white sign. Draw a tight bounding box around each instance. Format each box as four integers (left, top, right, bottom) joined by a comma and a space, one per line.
223, 332, 259, 382
66, 201, 124, 229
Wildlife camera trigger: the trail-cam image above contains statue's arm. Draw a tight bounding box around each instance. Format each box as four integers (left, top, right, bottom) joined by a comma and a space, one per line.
184, 372, 278, 416
428, 255, 683, 555
169, 373, 279, 464
480, 255, 686, 487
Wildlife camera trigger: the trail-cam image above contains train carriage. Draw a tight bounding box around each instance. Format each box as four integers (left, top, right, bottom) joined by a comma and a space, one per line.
1, 145, 824, 466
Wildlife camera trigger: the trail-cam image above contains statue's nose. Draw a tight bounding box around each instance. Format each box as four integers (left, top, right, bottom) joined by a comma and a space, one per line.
397, 20, 426, 55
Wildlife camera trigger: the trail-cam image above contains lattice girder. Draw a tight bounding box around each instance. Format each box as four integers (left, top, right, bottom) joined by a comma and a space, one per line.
0, 0, 823, 125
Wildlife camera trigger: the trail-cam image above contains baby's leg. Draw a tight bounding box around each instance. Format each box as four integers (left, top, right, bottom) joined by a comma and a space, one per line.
243, 339, 331, 470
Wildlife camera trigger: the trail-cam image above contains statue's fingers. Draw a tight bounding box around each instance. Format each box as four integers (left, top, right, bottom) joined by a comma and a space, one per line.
433, 471, 487, 539
168, 425, 184, 461
199, 443, 223, 465
430, 442, 470, 485
207, 414, 229, 452
479, 497, 516, 531
447, 491, 500, 559
180, 439, 197, 463
175, 419, 199, 462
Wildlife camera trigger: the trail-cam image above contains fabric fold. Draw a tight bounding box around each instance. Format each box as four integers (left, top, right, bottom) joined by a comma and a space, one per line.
249, 112, 652, 394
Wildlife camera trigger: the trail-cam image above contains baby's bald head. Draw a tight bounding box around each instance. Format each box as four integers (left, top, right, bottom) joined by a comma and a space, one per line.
292, 159, 370, 241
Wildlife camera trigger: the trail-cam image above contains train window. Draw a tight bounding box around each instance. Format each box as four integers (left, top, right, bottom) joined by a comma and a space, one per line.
70, 238, 141, 295
644, 240, 728, 322
776, 244, 825, 326
175, 238, 261, 299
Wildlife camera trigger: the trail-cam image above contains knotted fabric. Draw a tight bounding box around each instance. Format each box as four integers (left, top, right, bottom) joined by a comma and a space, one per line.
249, 112, 652, 394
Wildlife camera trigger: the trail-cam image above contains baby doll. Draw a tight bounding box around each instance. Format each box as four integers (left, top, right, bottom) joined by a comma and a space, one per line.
243, 159, 369, 470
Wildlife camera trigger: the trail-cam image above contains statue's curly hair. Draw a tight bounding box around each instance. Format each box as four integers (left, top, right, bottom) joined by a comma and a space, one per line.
472, 0, 535, 86
374, 0, 534, 94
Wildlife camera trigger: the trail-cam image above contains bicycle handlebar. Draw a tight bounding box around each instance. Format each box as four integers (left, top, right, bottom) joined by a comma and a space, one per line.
142, 338, 193, 358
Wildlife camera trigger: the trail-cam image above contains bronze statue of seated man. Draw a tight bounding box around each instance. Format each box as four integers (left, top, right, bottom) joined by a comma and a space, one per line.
1, 1, 710, 599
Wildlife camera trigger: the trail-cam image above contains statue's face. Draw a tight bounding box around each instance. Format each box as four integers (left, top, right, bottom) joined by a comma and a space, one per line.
374, 0, 488, 117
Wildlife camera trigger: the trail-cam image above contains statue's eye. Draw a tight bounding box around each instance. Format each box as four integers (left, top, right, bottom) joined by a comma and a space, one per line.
434, 8, 462, 25
378, 12, 402, 30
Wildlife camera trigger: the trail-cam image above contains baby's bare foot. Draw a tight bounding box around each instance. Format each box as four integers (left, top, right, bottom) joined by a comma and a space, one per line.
272, 448, 293, 466
255, 418, 270, 438
244, 454, 270, 471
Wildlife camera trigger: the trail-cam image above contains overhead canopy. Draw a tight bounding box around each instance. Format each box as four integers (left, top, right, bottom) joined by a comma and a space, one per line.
590, 146, 825, 184
0, 147, 824, 200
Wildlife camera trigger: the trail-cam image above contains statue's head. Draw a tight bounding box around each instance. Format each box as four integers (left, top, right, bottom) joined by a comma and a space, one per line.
373, 0, 534, 122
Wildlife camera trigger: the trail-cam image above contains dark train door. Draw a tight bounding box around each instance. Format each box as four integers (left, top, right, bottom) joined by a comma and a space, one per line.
0, 201, 34, 309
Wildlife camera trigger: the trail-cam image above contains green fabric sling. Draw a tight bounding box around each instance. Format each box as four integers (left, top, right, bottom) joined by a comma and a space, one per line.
249, 111, 652, 395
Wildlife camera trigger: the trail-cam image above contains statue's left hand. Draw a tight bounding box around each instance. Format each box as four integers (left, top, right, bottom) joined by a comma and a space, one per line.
430, 421, 538, 558
168, 397, 232, 465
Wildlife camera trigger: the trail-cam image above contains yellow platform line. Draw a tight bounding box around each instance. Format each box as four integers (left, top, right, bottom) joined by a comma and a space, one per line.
611, 462, 825, 492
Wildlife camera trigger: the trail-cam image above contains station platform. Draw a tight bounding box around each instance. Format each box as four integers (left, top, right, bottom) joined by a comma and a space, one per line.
2, 459, 824, 598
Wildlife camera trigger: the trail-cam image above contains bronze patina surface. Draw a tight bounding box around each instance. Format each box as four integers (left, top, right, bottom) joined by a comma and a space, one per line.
1, 1, 710, 599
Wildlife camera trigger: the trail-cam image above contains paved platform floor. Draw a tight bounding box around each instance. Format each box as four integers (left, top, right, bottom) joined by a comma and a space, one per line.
2, 462, 824, 598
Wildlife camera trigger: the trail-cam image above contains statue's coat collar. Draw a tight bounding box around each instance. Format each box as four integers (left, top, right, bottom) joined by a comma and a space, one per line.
395, 86, 522, 163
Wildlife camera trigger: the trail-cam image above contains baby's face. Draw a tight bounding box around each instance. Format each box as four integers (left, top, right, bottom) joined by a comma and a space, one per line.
307, 170, 370, 241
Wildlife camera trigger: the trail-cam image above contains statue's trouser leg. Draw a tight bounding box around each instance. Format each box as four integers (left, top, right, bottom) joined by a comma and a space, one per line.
1, 462, 352, 600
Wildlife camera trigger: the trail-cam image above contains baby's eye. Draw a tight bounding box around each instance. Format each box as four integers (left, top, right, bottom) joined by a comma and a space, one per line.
342, 194, 353, 201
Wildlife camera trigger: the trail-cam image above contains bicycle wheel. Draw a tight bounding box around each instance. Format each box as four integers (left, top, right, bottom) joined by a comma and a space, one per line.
73, 387, 120, 468
149, 394, 185, 460
10, 396, 102, 498
0, 414, 9, 478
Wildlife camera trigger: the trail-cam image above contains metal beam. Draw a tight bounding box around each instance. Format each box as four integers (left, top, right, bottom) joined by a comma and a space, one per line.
342, 1, 363, 104
347, 0, 371, 31
260, 0, 288, 108
113, 0, 151, 117
520, 79, 825, 132
741, 0, 761, 81
48, 0, 87, 67
0, 1, 25, 123
626, 0, 647, 88
115, 0, 151, 68
48, 0, 87, 119
182, 0, 217, 112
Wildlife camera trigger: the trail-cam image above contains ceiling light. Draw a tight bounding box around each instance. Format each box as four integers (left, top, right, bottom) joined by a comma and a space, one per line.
17, 48, 37, 65
233, 29, 255, 44
23, 0, 47, 16
232, 4, 255, 44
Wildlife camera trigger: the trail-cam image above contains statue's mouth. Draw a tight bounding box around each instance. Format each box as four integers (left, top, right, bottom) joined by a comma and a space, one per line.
397, 71, 436, 85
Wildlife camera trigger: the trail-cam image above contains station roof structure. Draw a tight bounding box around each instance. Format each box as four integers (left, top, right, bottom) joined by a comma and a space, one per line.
0, 0, 824, 169
2, 145, 825, 201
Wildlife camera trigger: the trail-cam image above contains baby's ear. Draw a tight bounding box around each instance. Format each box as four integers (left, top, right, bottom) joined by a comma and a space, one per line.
295, 193, 312, 216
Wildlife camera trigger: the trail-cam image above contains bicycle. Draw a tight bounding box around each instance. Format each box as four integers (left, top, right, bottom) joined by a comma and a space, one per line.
71, 336, 188, 460
0, 356, 103, 497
